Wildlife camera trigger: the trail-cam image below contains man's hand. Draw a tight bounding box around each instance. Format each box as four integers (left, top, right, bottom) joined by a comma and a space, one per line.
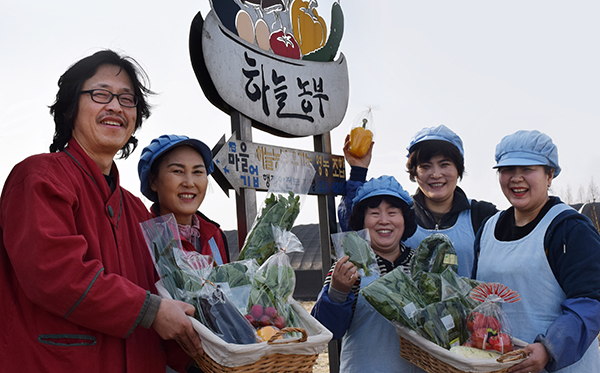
152, 299, 202, 356
343, 134, 374, 168
508, 343, 550, 373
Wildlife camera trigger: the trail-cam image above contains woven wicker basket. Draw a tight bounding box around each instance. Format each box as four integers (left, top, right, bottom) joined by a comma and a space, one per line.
400, 335, 518, 373
189, 327, 319, 373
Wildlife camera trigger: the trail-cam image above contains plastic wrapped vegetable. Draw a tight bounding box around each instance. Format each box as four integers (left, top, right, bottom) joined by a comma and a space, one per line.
440, 267, 483, 311
361, 266, 426, 329
346, 108, 375, 158
196, 282, 258, 344
464, 283, 520, 354
412, 297, 469, 349
331, 229, 378, 277
410, 233, 458, 280
238, 153, 315, 265
141, 214, 258, 344
246, 226, 308, 336
208, 259, 259, 315
417, 272, 442, 304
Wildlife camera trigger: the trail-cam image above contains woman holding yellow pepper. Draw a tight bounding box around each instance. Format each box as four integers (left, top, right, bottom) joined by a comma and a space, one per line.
339, 124, 497, 277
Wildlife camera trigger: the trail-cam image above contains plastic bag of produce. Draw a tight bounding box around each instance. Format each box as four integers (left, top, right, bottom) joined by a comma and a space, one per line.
412, 296, 469, 349
196, 282, 259, 344
440, 267, 483, 311
410, 233, 458, 281
417, 271, 442, 304
345, 107, 376, 158
361, 266, 426, 329
238, 152, 315, 265
464, 283, 521, 354
207, 259, 259, 315
141, 214, 258, 344
331, 229, 379, 278
245, 226, 309, 337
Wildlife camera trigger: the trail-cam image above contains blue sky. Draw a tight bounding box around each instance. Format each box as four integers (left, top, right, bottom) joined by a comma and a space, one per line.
2, 0, 599, 230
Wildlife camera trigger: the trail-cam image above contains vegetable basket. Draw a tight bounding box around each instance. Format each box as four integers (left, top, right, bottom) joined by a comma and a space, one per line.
185, 301, 332, 372
396, 324, 527, 373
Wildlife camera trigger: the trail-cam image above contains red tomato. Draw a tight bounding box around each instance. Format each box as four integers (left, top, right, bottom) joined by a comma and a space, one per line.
489, 333, 513, 353
466, 312, 484, 332
269, 30, 301, 59
484, 315, 502, 333
470, 328, 490, 349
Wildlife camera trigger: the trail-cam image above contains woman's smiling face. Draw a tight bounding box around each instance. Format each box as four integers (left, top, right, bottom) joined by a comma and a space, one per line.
499, 165, 552, 222
415, 154, 458, 205
150, 145, 208, 225
363, 200, 405, 257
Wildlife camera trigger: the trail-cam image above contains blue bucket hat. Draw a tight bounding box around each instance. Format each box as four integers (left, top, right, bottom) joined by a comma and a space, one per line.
353, 175, 413, 207
493, 130, 561, 177
407, 124, 464, 157
138, 134, 214, 202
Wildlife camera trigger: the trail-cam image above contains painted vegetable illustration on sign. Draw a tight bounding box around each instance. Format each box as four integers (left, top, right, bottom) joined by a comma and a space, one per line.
291, 0, 327, 55
210, 0, 344, 61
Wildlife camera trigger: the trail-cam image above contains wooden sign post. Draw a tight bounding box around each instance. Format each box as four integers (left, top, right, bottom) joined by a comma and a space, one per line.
189, 2, 348, 370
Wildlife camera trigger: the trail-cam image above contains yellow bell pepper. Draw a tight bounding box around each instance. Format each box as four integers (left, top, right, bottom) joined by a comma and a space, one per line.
349, 118, 373, 158
291, 0, 327, 55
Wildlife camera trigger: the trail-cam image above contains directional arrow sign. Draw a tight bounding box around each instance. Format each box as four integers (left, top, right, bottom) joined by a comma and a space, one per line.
213, 134, 346, 196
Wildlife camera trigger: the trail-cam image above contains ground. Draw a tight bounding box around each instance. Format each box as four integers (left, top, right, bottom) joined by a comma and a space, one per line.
300, 301, 329, 373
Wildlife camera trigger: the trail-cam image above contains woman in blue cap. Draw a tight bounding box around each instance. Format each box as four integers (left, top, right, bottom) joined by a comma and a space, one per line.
312, 175, 425, 373
138, 134, 230, 265
473, 130, 600, 372
340, 124, 497, 277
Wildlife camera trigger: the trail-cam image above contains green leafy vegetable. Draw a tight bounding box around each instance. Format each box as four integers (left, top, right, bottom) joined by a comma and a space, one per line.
410, 233, 458, 280
413, 297, 468, 349
361, 267, 426, 329
208, 261, 255, 288
342, 231, 376, 276
238, 192, 301, 265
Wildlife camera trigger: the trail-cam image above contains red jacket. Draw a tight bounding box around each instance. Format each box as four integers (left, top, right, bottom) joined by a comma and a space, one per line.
0, 140, 168, 372
150, 205, 230, 265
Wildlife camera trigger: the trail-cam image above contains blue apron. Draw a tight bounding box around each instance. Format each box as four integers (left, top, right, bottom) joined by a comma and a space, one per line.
340, 271, 426, 373
477, 204, 600, 372
405, 206, 475, 277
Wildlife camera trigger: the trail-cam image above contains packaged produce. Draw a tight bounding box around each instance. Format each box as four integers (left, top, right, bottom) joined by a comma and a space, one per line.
464, 283, 521, 354
207, 259, 258, 315
346, 108, 375, 158
417, 272, 442, 304
331, 229, 378, 277
440, 267, 483, 311
140, 214, 259, 344
410, 233, 458, 281
412, 296, 469, 349
238, 152, 315, 265
246, 226, 308, 336
361, 266, 426, 329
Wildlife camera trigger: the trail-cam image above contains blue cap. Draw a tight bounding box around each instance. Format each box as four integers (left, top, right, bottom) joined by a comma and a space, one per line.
407, 124, 464, 157
353, 175, 413, 207
138, 134, 214, 202
494, 130, 561, 177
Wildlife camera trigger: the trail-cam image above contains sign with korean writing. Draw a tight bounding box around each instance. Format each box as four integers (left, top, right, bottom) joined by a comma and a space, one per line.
214, 134, 346, 196
194, 1, 349, 137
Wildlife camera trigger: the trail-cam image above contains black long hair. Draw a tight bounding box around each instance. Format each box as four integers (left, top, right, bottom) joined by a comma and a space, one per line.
49, 49, 153, 159
348, 195, 417, 241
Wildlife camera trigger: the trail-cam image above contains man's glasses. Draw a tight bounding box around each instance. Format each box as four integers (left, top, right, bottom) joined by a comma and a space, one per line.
80, 89, 138, 108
